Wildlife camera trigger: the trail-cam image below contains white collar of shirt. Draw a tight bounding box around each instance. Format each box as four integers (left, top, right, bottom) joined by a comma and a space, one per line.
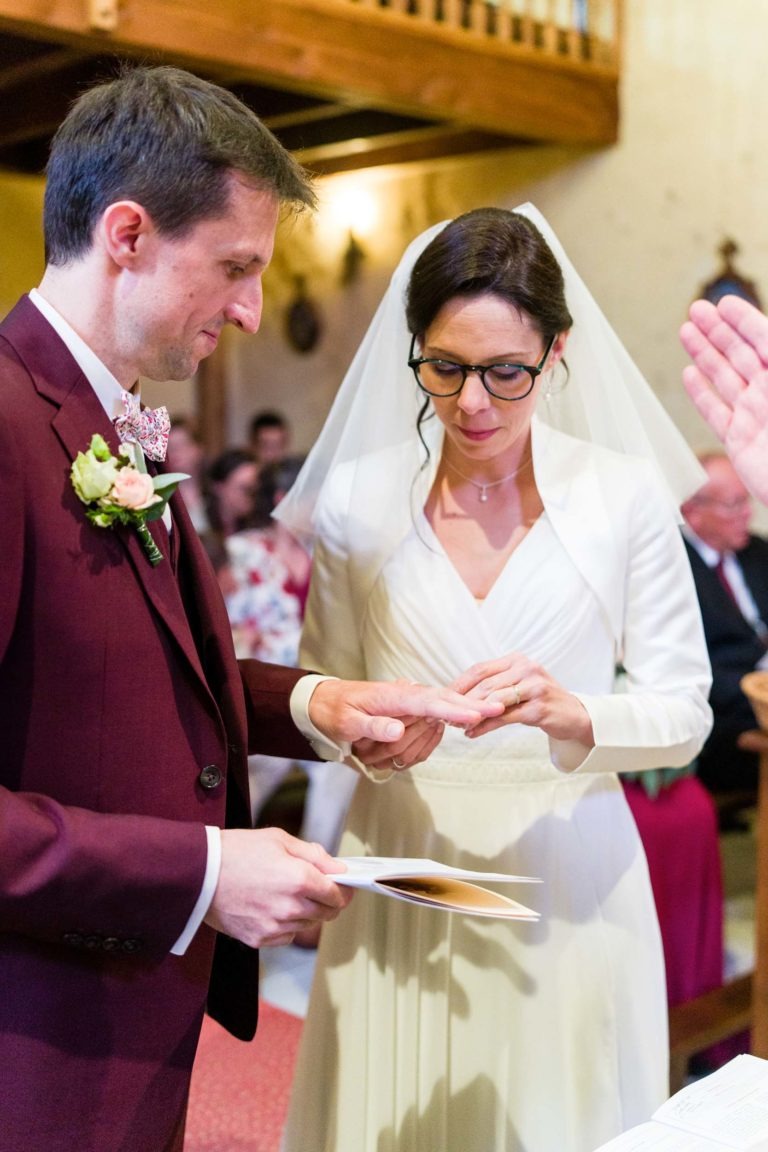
682, 526, 721, 568
29, 288, 139, 420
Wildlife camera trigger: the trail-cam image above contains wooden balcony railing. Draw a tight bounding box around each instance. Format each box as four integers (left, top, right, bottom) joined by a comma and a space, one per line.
0, 0, 621, 175
344, 0, 620, 69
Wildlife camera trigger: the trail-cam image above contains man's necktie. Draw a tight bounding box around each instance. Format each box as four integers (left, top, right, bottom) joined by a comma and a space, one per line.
114, 392, 170, 463
714, 553, 768, 646
714, 554, 740, 610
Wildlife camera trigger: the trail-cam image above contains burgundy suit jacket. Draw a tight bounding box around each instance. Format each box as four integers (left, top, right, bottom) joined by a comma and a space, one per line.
0, 297, 316, 1151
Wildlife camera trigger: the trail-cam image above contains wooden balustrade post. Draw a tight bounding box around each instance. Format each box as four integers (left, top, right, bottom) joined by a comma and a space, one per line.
194, 347, 227, 459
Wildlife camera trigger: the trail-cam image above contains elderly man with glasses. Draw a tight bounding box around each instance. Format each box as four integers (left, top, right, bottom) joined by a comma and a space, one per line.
682, 452, 768, 818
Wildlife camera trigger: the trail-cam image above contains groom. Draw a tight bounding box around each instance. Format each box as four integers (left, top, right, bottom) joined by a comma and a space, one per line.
0, 65, 498, 1152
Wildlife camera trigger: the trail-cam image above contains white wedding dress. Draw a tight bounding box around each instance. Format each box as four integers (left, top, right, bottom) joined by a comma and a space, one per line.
283, 512, 671, 1152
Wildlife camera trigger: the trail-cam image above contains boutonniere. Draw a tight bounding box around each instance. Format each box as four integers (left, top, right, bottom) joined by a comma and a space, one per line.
70, 434, 188, 566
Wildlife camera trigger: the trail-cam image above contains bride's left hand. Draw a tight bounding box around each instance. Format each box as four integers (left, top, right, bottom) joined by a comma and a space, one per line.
452, 653, 594, 744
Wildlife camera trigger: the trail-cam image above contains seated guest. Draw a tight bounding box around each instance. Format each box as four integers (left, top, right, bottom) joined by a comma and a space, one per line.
623, 764, 748, 1072
621, 767, 721, 990
682, 453, 768, 810
166, 415, 209, 534
204, 446, 260, 538
249, 408, 290, 469
226, 456, 313, 666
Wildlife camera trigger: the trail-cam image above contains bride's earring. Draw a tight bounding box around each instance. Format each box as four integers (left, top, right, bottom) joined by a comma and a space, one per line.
542, 359, 568, 403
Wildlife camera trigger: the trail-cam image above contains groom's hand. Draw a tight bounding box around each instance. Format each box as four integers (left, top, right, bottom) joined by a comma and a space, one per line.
308, 677, 504, 748
205, 828, 352, 949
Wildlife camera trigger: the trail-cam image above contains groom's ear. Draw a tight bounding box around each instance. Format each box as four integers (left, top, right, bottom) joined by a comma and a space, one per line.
98, 201, 154, 268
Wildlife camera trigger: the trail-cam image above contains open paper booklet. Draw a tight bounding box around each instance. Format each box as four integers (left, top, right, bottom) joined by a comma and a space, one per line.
333, 857, 541, 919
593, 1055, 768, 1151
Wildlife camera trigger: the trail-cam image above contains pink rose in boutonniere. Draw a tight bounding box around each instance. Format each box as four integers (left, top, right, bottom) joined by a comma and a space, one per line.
110, 468, 158, 511
70, 433, 188, 567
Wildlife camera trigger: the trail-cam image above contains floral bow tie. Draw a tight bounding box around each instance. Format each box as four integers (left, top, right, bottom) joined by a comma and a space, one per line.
114, 392, 170, 463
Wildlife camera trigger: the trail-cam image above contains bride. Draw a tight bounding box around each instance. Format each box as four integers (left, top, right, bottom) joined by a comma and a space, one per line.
278, 205, 712, 1152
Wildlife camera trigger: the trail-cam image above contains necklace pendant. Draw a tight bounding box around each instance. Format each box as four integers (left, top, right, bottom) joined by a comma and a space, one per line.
479, 487, 488, 503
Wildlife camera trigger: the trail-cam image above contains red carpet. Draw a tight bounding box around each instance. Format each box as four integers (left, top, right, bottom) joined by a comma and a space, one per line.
184, 1003, 303, 1152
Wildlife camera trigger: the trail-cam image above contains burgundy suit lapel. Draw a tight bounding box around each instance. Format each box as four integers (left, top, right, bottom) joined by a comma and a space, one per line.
170, 487, 248, 734
3, 297, 213, 697
64, 409, 214, 693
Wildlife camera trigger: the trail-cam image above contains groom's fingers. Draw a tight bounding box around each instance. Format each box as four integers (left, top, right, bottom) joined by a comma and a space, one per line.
309, 679, 504, 748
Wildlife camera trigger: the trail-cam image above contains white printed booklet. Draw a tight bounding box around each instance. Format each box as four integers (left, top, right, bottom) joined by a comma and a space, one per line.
333, 856, 541, 920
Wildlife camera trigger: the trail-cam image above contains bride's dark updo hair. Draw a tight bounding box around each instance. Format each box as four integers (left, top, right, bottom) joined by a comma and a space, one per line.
405, 207, 573, 341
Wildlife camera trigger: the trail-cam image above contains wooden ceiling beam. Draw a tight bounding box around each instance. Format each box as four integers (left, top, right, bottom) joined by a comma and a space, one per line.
261, 102, 354, 132
0, 43, 84, 92
0, 0, 618, 145
0, 55, 88, 145
296, 125, 526, 175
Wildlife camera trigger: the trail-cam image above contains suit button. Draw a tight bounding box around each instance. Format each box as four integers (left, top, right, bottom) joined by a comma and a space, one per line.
83, 934, 103, 950
121, 938, 143, 954
198, 764, 223, 790
62, 932, 84, 949
102, 937, 121, 952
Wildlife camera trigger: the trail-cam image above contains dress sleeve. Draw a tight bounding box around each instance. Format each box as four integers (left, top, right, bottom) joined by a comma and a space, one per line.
300, 485, 368, 682
299, 479, 396, 781
551, 466, 713, 774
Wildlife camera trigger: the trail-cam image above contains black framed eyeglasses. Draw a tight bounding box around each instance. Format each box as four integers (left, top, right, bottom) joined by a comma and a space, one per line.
408, 333, 555, 401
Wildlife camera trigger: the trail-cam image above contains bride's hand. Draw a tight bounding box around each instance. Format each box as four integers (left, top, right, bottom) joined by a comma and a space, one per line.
452, 654, 594, 744
352, 716, 446, 772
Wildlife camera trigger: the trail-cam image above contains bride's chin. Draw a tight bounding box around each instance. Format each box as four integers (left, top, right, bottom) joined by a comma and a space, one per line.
451, 426, 528, 464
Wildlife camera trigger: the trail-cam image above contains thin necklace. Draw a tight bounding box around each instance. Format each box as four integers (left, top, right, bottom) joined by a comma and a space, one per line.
443, 454, 531, 503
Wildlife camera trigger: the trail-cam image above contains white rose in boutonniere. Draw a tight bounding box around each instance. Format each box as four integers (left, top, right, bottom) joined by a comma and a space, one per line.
71, 433, 189, 567
70, 443, 119, 502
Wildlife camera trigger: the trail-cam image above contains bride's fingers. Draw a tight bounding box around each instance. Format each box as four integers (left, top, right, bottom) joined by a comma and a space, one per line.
463, 714, 514, 739
458, 685, 527, 735
355, 717, 444, 770
387, 721, 445, 770
465, 670, 532, 700
495, 681, 524, 709
451, 657, 520, 694
401, 723, 445, 767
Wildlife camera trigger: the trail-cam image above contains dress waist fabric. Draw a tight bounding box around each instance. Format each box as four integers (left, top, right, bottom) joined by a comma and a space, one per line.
408, 748, 582, 786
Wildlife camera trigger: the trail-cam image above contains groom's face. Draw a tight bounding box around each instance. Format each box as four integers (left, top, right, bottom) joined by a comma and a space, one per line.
117, 173, 279, 383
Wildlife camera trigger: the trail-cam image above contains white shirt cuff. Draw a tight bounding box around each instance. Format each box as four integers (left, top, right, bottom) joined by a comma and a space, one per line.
289, 674, 353, 761
170, 825, 221, 956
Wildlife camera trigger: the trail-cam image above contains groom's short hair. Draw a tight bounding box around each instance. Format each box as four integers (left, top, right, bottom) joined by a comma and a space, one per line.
43, 64, 316, 265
